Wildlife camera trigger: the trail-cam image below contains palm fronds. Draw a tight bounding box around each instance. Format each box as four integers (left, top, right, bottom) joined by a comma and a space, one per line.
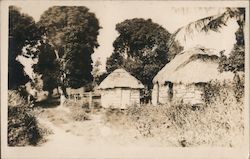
168, 8, 242, 49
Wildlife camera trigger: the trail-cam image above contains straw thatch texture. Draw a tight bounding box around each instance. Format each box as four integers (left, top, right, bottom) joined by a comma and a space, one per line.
152, 46, 236, 106
98, 69, 144, 89
153, 46, 234, 85
98, 69, 144, 108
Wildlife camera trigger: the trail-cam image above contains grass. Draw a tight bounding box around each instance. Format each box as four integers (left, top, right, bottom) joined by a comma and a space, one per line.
64, 100, 91, 121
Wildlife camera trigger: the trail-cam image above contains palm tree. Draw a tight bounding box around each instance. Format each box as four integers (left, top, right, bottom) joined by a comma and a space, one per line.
168, 8, 245, 52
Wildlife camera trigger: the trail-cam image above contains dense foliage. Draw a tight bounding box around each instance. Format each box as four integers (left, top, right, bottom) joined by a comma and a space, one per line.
106, 18, 171, 89
92, 58, 102, 87
8, 90, 42, 146
217, 8, 245, 73
33, 41, 60, 96
38, 6, 101, 89
8, 6, 42, 89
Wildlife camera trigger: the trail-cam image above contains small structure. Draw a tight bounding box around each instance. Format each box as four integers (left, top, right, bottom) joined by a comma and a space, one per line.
98, 68, 144, 109
152, 47, 234, 106
66, 87, 85, 101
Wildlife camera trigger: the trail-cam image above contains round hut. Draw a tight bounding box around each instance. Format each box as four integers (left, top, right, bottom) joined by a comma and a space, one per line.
152, 47, 235, 106
98, 68, 144, 109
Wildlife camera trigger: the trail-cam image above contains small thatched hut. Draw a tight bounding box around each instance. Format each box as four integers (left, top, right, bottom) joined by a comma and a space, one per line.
98, 68, 144, 109
66, 87, 85, 101
152, 47, 234, 106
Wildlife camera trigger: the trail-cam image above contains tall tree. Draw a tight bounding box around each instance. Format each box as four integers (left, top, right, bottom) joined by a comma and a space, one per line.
8, 6, 42, 89
106, 18, 171, 89
38, 6, 101, 97
33, 41, 60, 97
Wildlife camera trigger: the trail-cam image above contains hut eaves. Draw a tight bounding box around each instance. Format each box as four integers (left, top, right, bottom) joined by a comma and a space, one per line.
153, 46, 234, 84
98, 68, 144, 89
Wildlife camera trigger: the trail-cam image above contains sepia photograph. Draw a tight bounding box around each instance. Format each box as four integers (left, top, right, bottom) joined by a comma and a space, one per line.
1, 0, 249, 158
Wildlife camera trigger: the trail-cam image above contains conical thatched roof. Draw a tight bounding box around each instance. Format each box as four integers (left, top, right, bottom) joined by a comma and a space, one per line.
98, 68, 144, 89
153, 46, 235, 84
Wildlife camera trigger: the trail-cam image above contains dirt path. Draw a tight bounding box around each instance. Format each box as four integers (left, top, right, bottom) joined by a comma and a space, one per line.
36, 102, 164, 147
37, 105, 126, 147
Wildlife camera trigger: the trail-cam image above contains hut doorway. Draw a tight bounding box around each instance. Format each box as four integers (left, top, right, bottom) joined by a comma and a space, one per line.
165, 81, 173, 101
121, 89, 131, 109
168, 82, 173, 101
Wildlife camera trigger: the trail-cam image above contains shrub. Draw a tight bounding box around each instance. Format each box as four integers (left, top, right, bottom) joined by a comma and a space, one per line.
203, 75, 244, 104
232, 73, 244, 101
8, 90, 42, 146
64, 100, 90, 121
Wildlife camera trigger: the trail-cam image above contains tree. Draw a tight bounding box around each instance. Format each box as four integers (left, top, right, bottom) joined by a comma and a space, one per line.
38, 6, 101, 98
218, 8, 245, 73
168, 8, 245, 73
106, 18, 171, 89
92, 58, 102, 87
33, 41, 60, 97
8, 6, 42, 89
106, 52, 124, 73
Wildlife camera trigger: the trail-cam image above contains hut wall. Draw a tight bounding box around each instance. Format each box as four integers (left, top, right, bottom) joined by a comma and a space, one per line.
173, 83, 204, 105
101, 88, 140, 109
158, 84, 170, 104
152, 84, 158, 106
130, 89, 140, 106
152, 83, 172, 106
101, 88, 122, 108
120, 89, 131, 108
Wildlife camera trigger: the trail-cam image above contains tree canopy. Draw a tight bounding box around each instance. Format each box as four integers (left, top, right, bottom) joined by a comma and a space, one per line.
33, 41, 60, 96
218, 8, 245, 73
8, 6, 42, 89
38, 6, 101, 91
106, 18, 171, 89
167, 7, 245, 73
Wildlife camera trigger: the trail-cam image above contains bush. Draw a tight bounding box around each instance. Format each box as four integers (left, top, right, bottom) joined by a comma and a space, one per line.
64, 100, 90, 121
104, 105, 171, 138
8, 90, 42, 146
232, 73, 244, 101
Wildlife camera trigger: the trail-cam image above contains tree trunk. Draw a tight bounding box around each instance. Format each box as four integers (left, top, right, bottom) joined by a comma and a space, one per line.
58, 86, 66, 107
48, 89, 53, 99
54, 50, 59, 59
53, 50, 67, 107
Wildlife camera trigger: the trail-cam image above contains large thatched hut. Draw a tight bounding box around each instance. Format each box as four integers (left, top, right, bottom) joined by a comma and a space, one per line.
152, 47, 234, 106
98, 68, 144, 109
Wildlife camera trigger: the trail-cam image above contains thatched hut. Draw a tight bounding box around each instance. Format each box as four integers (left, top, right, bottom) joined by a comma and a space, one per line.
98, 68, 144, 109
66, 87, 85, 101
152, 47, 234, 106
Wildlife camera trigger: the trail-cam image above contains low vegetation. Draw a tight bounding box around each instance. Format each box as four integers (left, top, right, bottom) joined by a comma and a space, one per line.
64, 100, 91, 121
8, 90, 43, 146
104, 77, 244, 147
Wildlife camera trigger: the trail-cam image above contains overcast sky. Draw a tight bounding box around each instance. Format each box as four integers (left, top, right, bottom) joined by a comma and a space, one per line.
14, 1, 226, 73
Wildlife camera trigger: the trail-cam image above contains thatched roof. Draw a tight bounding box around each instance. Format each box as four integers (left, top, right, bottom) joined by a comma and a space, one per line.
98, 68, 144, 89
153, 46, 235, 84
66, 87, 85, 94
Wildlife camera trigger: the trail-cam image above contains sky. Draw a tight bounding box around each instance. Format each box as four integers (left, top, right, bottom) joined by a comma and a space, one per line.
14, 1, 227, 76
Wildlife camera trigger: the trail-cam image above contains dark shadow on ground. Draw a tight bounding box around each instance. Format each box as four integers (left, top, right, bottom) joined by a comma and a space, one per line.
35, 97, 60, 108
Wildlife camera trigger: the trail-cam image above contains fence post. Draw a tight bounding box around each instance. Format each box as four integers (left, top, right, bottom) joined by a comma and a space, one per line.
89, 92, 92, 109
